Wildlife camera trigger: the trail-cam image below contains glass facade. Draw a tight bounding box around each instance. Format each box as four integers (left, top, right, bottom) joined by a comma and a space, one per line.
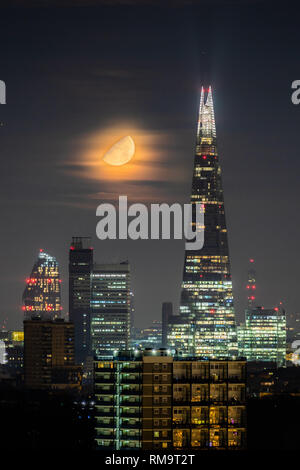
94, 350, 246, 450
91, 262, 131, 359
238, 307, 286, 367
22, 249, 61, 320
170, 86, 237, 357
69, 237, 94, 363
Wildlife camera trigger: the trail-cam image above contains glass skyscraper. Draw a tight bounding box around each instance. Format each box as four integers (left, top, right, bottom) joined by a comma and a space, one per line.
69, 237, 94, 364
91, 261, 131, 359
22, 249, 61, 320
237, 307, 286, 367
169, 86, 237, 358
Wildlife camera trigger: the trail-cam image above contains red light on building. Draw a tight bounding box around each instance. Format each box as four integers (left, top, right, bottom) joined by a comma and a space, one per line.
70, 246, 75, 250
22, 306, 26, 311
202, 155, 207, 160
246, 285, 250, 289
274, 307, 279, 312
210, 309, 215, 313
249, 258, 254, 263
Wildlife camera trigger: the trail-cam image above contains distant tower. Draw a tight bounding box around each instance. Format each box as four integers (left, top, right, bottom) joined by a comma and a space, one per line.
69, 237, 93, 364
22, 249, 61, 320
162, 302, 173, 348
246, 258, 256, 308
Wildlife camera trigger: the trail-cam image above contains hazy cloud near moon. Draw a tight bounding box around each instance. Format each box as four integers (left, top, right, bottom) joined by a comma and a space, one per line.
63, 124, 191, 205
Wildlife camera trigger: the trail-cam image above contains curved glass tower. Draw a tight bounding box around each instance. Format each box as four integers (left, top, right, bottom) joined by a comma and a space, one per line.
22, 249, 61, 320
178, 86, 237, 357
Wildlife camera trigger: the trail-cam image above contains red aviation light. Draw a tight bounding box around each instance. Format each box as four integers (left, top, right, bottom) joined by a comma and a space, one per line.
70, 246, 75, 251
274, 307, 279, 312
250, 258, 254, 263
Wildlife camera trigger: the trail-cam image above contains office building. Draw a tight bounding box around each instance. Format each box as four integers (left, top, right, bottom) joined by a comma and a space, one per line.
22, 249, 61, 320
24, 317, 82, 390
237, 307, 286, 367
94, 349, 246, 450
69, 237, 93, 363
132, 320, 162, 350
91, 261, 131, 359
5, 330, 24, 373
162, 303, 173, 348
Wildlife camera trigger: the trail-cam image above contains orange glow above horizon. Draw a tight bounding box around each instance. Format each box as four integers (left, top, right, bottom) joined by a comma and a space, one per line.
73, 124, 168, 183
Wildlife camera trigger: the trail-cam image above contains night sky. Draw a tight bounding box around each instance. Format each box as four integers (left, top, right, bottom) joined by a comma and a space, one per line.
1, 0, 300, 330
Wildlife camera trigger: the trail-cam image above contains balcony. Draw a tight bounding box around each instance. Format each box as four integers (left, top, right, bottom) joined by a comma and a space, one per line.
120, 400, 141, 406
120, 378, 140, 384
121, 423, 142, 429
95, 422, 115, 429
120, 389, 141, 395
121, 411, 142, 418
120, 434, 140, 441
228, 375, 245, 383
96, 432, 115, 439
191, 376, 210, 383
173, 377, 190, 383
120, 367, 142, 373
95, 367, 114, 373
94, 378, 115, 384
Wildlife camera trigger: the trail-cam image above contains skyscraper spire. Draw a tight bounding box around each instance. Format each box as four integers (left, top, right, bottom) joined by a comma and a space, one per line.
196, 86, 216, 145
168, 86, 237, 358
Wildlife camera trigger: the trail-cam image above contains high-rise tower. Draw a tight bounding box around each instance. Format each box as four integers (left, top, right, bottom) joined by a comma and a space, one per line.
174, 86, 237, 357
22, 249, 61, 320
90, 261, 131, 358
69, 237, 93, 364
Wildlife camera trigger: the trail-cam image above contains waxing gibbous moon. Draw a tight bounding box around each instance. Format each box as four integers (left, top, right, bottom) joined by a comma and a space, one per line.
102, 135, 135, 166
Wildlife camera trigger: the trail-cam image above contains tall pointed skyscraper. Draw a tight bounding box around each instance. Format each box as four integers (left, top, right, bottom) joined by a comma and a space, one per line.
169, 86, 237, 358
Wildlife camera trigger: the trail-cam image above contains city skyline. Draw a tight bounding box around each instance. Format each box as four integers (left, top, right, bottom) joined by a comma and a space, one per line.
1, 0, 300, 455
0, 2, 300, 331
